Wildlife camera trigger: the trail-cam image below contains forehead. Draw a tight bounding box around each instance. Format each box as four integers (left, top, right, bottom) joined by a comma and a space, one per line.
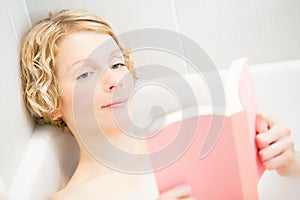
55, 31, 122, 71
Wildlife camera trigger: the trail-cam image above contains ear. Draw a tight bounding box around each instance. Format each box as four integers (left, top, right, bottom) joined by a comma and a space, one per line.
51, 110, 63, 119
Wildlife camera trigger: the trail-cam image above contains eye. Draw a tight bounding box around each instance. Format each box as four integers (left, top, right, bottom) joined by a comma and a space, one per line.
76, 71, 94, 80
110, 63, 126, 70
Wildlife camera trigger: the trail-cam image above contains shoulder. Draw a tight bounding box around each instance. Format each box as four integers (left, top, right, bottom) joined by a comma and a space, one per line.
50, 177, 113, 200
51, 186, 93, 200
50, 189, 74, 200
51, 173, 159, 200
50, 182, 88, 200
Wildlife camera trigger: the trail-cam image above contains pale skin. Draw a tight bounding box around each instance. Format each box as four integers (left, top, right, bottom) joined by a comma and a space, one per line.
256, 114, 300, 177
51, 31, 299, 200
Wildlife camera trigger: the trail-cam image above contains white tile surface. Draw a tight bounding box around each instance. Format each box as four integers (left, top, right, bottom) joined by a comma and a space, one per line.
173, 0, 300, 69
0, 0, 33, 187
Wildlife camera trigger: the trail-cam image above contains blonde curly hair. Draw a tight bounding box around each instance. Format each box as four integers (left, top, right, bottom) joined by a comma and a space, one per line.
20, 9, 134, 132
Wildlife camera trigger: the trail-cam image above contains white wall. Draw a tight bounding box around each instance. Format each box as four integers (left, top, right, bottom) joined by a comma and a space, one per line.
25, 0, 300, 70
174, 0, 300, 69
0, 0, 32, 188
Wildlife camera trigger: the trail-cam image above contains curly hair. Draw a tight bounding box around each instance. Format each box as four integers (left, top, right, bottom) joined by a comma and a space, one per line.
20, 9, 134, 132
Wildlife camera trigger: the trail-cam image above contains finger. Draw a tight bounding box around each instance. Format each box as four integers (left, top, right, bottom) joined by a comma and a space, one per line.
258, 136, 293, 162
256, 123, 290, 149
263, 149, 294, 170
158, 185, 191, 200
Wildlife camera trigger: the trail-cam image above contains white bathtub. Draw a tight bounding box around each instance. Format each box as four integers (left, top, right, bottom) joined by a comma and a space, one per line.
6, 59, 300, 200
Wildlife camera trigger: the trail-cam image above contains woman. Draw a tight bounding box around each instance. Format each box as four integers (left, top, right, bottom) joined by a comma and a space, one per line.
20, 9, 299, 200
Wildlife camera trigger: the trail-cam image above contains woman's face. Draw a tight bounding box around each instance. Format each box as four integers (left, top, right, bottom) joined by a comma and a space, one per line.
55, 31, 133, 137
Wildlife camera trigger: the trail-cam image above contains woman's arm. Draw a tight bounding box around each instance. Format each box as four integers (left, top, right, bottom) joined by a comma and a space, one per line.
256, 114, 300, 177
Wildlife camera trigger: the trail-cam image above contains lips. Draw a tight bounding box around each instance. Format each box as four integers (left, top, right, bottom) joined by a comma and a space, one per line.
101, 99, 127, 109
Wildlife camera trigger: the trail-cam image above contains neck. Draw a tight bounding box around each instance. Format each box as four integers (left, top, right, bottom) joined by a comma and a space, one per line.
67, 129, 148, 186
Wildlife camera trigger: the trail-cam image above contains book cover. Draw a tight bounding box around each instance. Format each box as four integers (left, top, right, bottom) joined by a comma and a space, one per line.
147, 58, 265, 199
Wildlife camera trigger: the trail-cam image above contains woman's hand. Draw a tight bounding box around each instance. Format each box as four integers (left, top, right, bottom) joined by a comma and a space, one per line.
157, 185, 196, 200
256, 113, 300, 177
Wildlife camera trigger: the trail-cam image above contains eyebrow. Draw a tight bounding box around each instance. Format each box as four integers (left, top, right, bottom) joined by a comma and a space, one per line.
109, 49, 124, 61
67, 59, 93, 72
67, 50, 125, 72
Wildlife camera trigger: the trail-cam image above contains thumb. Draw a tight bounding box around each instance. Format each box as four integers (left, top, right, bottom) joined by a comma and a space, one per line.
256, 113, 269, 133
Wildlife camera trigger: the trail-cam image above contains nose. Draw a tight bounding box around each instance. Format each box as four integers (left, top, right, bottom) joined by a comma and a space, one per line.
102, 69, 123, 93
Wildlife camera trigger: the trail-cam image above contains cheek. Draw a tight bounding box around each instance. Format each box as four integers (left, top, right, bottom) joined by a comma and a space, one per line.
93, 85, 105, 109
60, 82, 96, 124
73, 78, 109, 130
60, 87, 75, 123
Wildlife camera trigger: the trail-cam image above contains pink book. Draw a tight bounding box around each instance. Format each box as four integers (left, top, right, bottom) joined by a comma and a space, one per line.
148, 58, 265, 199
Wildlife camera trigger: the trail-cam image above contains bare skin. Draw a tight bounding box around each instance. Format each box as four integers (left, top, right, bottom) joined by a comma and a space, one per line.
51, 31, 299, 200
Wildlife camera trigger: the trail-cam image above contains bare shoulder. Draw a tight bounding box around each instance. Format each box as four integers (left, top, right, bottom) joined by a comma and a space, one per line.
50, 186, 82, 200
50, 189, 73, 200
50, 173, 158, 199
49, 178, 115, 200
50, 183, 112, 200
